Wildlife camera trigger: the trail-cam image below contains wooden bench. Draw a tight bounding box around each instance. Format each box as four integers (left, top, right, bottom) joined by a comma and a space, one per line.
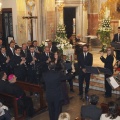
16, 81, 47, 111
0, 92, 26, 120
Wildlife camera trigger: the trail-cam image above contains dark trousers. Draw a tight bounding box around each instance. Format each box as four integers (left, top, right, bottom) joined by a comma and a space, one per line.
0, 110, 11, 120
68, 79, 73, 89
18, 96, 34, 117
27, 68, 38, 84
79, 72, 91, 95
14, 68, 26, 81
47, 100, 62, 120
105, 75, 112, 96
115, 50, 120, 60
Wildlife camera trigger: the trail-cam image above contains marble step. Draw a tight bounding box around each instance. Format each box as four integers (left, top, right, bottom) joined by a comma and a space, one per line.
74, 74, 120, 94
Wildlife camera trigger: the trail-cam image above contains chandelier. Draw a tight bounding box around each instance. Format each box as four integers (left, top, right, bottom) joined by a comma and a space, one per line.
0, 0, 2, 14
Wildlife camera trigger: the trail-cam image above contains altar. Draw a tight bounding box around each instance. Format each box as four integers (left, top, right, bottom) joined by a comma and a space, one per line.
63, 49, 74, 61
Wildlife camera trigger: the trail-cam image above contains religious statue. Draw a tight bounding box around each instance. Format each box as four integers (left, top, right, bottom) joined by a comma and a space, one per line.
26, 0, 35, 12
23, 0, 37, 41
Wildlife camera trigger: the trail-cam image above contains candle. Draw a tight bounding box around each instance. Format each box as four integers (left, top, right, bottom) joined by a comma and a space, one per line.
73, 18, 76, 25
119, 20, 120, 27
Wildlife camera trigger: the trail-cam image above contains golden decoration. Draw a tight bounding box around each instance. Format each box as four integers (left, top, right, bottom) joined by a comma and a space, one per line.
57, 3, 64, 12
99, 0, 120, 19
26, 0, 35, 12
83, 1, 88, 11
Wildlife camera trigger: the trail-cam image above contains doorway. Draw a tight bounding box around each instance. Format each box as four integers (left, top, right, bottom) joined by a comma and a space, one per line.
63, 7, 76, 38
0, 8, 13, 46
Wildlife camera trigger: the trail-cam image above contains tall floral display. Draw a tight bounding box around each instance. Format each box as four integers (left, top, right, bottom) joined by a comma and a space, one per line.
54, 24, 72, 53
97, 18, 112, 52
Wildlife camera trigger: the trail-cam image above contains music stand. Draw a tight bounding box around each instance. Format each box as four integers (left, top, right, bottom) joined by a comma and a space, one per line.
97, 67, 112, 75
111, 42, 120, 50
85, 66, 99, 74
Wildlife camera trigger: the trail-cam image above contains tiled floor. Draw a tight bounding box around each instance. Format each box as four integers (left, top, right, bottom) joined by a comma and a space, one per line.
31, 86, 119, 120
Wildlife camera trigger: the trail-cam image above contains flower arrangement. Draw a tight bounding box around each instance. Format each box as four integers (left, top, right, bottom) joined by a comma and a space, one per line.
97, 17, 112, 52
54, 24, 67, 43
54, 24, 72, 52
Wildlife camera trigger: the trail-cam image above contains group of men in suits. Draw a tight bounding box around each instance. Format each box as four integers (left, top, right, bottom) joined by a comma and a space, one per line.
0, 40, 58, 84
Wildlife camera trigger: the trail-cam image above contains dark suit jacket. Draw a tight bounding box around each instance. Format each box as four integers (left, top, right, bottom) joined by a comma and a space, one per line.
0, 80, 9, 93
0, 53, 9, 72
26, 52, 41, 69
75, 38, 80, 42
20, 49, 29, 58
100, 55, 114, 74
81, 104, 102, 120
41, 52, 53, 72
43, 70, 68, 102
112, 33, 120, 42
5, 83, 25, 98
50, 46, 58, 53
78, 52, 93, 73
6, 47, 14, 59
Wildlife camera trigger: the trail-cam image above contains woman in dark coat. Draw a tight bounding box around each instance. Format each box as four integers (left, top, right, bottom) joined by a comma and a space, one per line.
52, 51, 69, 104
100, 47, 114, 98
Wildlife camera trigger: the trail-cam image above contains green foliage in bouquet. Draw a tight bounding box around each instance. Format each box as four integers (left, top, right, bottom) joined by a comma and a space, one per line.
97, 18, 112, 52
54, 24, 67, 43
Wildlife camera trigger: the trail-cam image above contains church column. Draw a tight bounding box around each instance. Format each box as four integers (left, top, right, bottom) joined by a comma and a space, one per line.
46, 0, 56, 40
82, 1, 88, 41
88, 0, 99, 35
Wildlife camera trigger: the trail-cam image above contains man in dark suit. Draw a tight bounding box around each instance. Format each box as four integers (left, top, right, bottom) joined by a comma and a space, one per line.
20, 43, 29, 58
75, 34, 81, 42
81, 94, 102, 120
112, 27, 120, 60
6, 41, 15, 59
78, 45, 93, 98
41, 46, 53, 72
43, 62, 69, 120
32, 40, 41, 53
10, 47, 27, 81
26, 45, 41, 84
0, 71, 8, 92
0, 47, 10, 75
48, 40, 58, 53
27, 40, 32, 50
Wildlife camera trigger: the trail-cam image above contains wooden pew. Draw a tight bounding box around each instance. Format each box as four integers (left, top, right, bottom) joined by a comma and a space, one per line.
16, 81, 47, 112
0, 92, 26, 120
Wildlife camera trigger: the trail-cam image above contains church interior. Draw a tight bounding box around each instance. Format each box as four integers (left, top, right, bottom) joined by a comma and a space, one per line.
1, 0, 120, 120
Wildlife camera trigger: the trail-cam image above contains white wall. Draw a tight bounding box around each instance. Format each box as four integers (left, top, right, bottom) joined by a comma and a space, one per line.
2, 0, 17, 41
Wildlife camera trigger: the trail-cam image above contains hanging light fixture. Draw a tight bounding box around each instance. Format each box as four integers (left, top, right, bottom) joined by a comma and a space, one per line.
0, 0, 2, 14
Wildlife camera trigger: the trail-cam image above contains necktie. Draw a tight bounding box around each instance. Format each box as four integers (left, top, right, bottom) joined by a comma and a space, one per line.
118, 34, 120, 42
12, 48, 14, 54
4, 54, 6, 57
84, 52, 87, 59
32, 53, 34, 57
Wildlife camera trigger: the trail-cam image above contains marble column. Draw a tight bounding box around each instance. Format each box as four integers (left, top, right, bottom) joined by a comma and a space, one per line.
16, 0, 27, 45
88, 0, 99, 35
